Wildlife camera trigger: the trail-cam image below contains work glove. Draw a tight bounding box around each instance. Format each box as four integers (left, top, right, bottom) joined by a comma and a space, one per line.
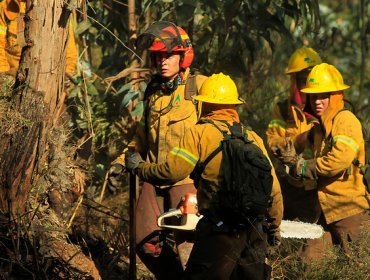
125, 150, 144, 174
283, 166, 305, 188
293, 158, 317, 181
271, 138, 300, 166
107, 163, 125, 188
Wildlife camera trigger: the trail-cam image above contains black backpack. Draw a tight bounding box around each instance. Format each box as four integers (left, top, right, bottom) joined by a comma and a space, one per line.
191, 120, 273, 226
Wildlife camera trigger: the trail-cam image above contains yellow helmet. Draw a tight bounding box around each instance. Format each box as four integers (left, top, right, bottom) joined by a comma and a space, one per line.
193, 73, 244, 104
286, 47, 322, 74
301, 63, 350, 94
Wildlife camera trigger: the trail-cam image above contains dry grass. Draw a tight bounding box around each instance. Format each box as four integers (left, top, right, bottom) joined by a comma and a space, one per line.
270, 220, 370, 280
0, 85, 31, 138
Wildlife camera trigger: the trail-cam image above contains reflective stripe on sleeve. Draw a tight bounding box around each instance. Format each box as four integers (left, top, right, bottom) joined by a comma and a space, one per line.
333, 135, 359, 153
268, 119, 287, 131
170, 147, 198, 167
0, 25, 7, 35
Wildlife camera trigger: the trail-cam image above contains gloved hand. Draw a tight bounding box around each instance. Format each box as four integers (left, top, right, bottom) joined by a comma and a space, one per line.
283, 164, 305, 188
125, 151, 144, 173
108, 163, 124, 188
302, 159, 317, 180
272, 138, 300, 166
292, 158, 317, 180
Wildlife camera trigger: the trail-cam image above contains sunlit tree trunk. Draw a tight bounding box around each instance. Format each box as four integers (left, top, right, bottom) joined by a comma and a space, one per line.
0, 0, 70, 217
0, 1, 100, 277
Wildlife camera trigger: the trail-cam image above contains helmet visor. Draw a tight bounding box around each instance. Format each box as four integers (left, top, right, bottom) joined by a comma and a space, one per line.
136, 21, 184, 53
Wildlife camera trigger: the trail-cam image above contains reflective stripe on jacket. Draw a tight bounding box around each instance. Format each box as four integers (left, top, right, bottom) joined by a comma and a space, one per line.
114, 69, 207, 186
313, 108, 369, 224
137, 108, 283, 229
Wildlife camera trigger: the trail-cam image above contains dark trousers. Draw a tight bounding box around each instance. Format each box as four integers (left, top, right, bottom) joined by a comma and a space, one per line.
275, 164, 321, 223
183, 217, 271, 280
135, 182, 196, 279
300, 211, 369, 260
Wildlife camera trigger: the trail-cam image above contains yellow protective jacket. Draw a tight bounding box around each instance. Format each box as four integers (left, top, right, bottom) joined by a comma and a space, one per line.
267, 98, 319, 159
136, 108, 283, 229
114, 69, 207, 186
0, 0, 77, 75
311, 93, 369, 224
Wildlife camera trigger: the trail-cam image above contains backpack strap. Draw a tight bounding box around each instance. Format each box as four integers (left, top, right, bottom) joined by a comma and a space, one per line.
199, 120, 228, 166
184, 74, 197, 101
190, 120, 228, 185
190, 120, 248, 186
141, 75, 165, 158
204, 119, 228, 134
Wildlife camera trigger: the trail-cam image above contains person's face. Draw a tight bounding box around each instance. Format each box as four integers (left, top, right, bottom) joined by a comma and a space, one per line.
153, 51, 181, 80
309, 93, 330, 117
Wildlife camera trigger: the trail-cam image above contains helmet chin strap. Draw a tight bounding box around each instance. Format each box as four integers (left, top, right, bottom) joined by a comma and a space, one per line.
160, 74, 182, 94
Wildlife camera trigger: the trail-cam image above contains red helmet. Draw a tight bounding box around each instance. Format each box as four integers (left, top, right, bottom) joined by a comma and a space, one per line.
137, 21, 194, 70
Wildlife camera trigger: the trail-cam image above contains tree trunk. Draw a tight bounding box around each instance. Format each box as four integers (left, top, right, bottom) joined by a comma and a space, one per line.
0, 1, 100, 278
0, 0, 70, 216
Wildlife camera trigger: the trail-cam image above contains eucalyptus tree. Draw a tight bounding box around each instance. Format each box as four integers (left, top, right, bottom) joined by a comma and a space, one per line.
0, 0, 100, 278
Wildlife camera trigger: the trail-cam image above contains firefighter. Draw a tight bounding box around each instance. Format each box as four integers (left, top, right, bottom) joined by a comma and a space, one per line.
266, 47, 322, 223
108, 21, 207, 279
0, 0, 77, 81
125, 73, 283, 279
292, 63, 370, 259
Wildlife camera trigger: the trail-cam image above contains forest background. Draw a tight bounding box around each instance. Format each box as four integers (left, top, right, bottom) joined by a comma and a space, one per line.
0, 0, 369, 279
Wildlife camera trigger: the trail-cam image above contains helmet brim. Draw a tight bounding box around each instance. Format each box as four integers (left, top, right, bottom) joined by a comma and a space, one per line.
148, 41, 167, 52
285, 66, 311, 75
301, 84, 350, 93
193, 95, 245, 105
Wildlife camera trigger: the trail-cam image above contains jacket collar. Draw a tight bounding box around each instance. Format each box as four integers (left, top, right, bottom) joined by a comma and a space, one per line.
320, 92, 344, 138
290, 88, 304, 109
201, 108, 240, 124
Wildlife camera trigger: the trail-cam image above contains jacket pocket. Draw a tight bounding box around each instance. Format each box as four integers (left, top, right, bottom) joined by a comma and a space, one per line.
168, 100, 195, 124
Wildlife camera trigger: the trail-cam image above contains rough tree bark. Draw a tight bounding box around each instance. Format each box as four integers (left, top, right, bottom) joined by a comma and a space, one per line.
0, 0, 70, 216
0, 0, 100, 278
128, 1, 138, 278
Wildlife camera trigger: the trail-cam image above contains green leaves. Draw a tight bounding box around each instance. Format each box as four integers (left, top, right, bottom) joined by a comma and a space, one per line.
120, 89, 141, 110
75, 19, 92, 35
79, 0, 370, 175
130, 101, 144, 118
176, 4, 196, 23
